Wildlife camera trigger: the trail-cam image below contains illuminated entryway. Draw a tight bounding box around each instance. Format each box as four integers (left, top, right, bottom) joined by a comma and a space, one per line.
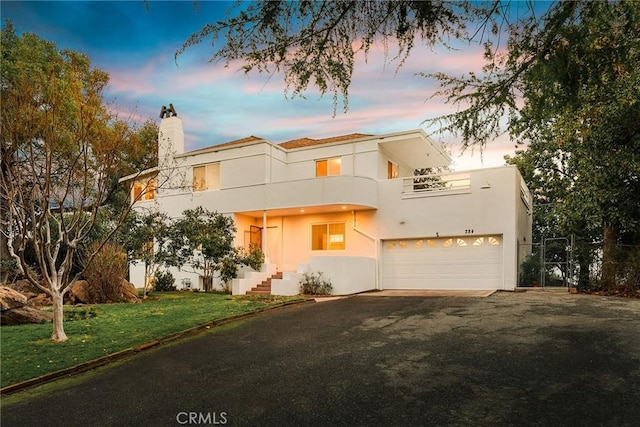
381, 235, 504, 290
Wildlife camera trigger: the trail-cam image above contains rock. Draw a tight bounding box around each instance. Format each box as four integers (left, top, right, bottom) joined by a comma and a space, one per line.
120, 279, 140, 303
0, 285, 52, 326
6, 279, 42, 295
67, 278, 139, 304
67, 280, 102, 305
28, 293, 53, 307
0, 286, 27, 310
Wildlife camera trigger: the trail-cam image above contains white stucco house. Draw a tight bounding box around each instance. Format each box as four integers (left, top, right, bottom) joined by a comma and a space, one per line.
121, 113, 532, 295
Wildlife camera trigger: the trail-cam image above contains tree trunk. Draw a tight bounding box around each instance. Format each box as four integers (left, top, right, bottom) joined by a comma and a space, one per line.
575, 242, 591, 289
50, 290, 68, 342
578, 255, 591, 289
143, 264, 151, 299
601, 224, 619, 292
203, 276, 213, 292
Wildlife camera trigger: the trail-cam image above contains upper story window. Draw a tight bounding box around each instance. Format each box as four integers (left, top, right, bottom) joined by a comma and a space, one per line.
316, 157, 341, 177
387, 161, 399, 179
311, 223, 346, 251
193, 162, 220, 191
132, 180, 156, 203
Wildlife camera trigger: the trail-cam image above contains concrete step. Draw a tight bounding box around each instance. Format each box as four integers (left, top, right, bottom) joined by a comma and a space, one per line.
246, 272, 281, 295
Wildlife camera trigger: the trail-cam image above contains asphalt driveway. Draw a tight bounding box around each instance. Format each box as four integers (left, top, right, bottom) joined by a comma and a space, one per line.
2, 292, 640, 426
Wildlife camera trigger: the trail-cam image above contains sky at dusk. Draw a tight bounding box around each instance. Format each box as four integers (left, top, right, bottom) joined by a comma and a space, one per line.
2, 0, 526, 170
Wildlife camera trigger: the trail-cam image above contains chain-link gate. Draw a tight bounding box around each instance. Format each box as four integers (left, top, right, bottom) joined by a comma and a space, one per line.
518, 237, 574, 288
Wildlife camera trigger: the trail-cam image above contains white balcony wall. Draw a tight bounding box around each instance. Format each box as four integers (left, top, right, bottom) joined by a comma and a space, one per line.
269, 147, 289, 182
265, 175, 377, 210
220, 155, 266, 188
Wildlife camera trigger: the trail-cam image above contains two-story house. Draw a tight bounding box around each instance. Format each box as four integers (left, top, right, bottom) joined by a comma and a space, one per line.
122, 113, 532, 295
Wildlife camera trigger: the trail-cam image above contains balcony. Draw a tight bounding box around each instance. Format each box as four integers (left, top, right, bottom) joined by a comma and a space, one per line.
186, 175, 378, 217
264, 175, 378, 211
402, 172, 471, 198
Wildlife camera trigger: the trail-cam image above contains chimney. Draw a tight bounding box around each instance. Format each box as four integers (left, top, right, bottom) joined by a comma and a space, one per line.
158, 104, 184, 166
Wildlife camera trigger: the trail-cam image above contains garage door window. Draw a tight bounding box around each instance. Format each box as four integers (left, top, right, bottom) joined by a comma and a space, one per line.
312, 223, 345, 250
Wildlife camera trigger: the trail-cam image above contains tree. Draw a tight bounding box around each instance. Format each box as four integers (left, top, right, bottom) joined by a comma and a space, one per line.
472, 2, 640, 291
102, 119, 159, 214
168, 207, 264, 292
505, 144, 598, 288
120, 210, 174, 298
168, 207, 237, 292
0, 23, 159, 341
177, 0, 475, 112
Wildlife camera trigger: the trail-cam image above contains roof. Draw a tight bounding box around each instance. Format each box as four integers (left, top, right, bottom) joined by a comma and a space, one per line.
213, 135, 265, 148
183, 135, 266, 156
118, 166, 158, 183
278, 133, 372, 149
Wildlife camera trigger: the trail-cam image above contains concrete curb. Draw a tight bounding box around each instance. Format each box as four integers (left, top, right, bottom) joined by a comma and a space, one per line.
0, 298, 315, 396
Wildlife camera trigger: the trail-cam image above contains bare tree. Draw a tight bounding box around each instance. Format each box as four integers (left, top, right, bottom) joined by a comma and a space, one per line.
0, 24, 171, 341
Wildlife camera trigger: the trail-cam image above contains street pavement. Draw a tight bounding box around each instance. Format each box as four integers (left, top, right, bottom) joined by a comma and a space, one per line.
2, 292, 639, 426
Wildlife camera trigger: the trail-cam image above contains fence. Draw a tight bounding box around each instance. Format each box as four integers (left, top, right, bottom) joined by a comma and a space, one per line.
518, 239, 640, 291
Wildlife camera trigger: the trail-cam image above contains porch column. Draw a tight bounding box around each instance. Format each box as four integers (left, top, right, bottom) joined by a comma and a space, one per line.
262, 210, 267, 259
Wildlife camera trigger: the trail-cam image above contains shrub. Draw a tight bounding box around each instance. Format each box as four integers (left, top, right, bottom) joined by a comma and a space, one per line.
82, 242, 128, 302
64, 306, 97, 321
299, 271, 333, 295
518, 253, 542, 287
0, 259, 20, 283
154, 270, 176, 291
244, 246, 265, 271
218, 246, 266, 293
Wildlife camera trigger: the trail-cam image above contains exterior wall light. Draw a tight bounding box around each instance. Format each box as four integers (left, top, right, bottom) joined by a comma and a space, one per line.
480, 181, 492, 189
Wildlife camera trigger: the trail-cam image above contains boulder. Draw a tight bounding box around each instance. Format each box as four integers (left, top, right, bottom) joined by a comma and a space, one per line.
67, 279, 139, 304
119, 279, 140, 303
28, 293, 53, 307
67, 280, 102, 305
0, 286, 52, 326
7, 279, 42, 294
0, 286, 27, 310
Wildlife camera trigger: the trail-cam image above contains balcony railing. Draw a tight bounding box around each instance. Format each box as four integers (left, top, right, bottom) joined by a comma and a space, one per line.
402, 172, 471, 197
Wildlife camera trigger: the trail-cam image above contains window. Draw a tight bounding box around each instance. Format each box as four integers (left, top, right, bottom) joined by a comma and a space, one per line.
387, 161, 399, 179
146, 180, 156, 200
132, 183, 142, 201
312, 223, 345, 250
316, 158, 341, 177
193, 162, 220, 191
488, 236, 501, 246
132, 180, 156, 202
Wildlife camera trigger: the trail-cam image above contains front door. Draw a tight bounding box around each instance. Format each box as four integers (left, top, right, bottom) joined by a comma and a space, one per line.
250, 225, 262, 250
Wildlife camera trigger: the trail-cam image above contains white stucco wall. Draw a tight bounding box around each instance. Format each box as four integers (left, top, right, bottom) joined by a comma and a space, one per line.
308, 256, 377, 295
374, 166, 525, 289
128, 123, 530, 294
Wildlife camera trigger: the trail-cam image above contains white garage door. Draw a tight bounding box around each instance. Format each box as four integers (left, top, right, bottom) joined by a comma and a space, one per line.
382, 235, 503, 290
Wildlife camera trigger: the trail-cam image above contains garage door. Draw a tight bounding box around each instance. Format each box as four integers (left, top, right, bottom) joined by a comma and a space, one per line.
382, 235, 503, 290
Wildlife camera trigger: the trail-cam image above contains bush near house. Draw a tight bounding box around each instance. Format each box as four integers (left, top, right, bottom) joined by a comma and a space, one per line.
154, 270, 176, 291
299, 272, 333, 295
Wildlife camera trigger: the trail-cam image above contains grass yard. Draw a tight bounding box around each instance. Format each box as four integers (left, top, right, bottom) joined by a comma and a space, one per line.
0, 292, 304, 388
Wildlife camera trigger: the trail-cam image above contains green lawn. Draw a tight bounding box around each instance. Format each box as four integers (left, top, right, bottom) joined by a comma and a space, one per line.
0, 292, 304, 388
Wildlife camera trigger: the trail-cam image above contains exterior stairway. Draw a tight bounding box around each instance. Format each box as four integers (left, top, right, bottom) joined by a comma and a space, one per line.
246, 272, 282, 295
